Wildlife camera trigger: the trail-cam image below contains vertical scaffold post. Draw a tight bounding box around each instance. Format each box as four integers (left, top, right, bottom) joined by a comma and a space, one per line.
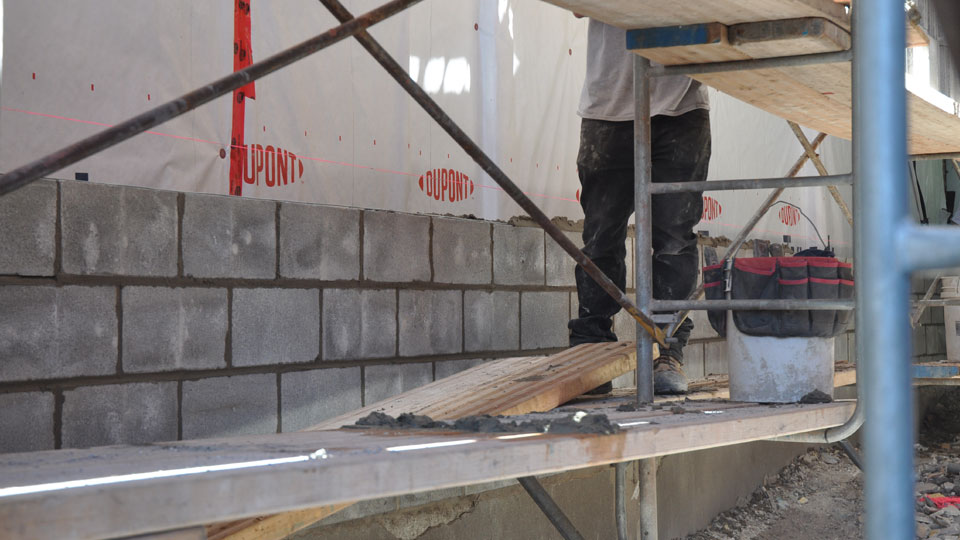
634, 56, 654, 406
855, 0, 914, 538
638, 459, 659, 540
634, 53, 658, 540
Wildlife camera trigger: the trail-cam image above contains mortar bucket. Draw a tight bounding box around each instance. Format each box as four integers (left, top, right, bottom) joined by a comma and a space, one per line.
727, 312, 835, 403
942, 276, 960, 362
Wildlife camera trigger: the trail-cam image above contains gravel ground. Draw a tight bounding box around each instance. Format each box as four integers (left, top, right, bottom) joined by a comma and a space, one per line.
684, 446, 864, 540
684, 389, 960, 540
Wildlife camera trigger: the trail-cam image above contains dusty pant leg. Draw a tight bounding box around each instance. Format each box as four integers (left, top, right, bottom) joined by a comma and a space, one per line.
569, 119, 635, 346
650, 109, 712, 360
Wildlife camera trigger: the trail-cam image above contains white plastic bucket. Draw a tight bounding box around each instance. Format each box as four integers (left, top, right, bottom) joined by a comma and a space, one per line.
727, 312, 835, 403
942, 277, 960, 362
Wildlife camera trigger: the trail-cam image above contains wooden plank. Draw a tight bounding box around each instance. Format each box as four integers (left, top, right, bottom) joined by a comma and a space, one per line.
833, 0, 929, 46
208, 341, 644, 538
540, 0, 849, 31
126, 528, 208, 540
913, 363, 960, 379
308, 341, 643, 430
206, 505, 351, 540
626, 18, 960, 155
0, 401, 856, 540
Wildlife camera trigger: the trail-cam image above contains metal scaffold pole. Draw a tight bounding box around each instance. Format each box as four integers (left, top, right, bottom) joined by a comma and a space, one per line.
856, 0, 914, 538
633, 53, 658, 540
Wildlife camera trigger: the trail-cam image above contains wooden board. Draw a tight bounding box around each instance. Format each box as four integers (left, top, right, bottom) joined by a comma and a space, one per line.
626, 17, 960, 155
208, 341, 643, 539
540, 0, 849, 31
0, 400, 856, 540
308, 341, 644, 430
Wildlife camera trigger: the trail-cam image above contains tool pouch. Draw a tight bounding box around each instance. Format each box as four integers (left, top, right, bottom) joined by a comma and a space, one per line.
703, 257, 853, 338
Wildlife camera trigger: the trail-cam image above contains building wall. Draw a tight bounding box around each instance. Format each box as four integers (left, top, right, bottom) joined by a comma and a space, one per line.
0, 180, 943, 454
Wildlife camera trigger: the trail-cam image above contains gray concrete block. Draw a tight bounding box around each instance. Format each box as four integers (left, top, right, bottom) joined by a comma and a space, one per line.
399, 290, 462, 356
61, 181, 177, 276
281, 367, 362, 431
913, 325, 926, 357
322, 289, 395, 360
0, 180, 56, 276
612, 370, 635, 390
435, 358, 486, 380
314, 497, 399, 528
279, 203, 360, 280
0, 286, 116, 382
493, 224, 545, 285
703, 341, 727, 376
613, 309, 637, 343
834, 333, 849, 364
520, 292, 569, 350
911, 275, 927, 295
545, 231, 581, 287
625, 235, 635, 291
122, 287, 227, 372
684, 343, 706, 380
0, 392, 54, 453
363, 211, 430, 283
688, 309, 721, 340
927, 324, 947, 356
432, 217, 492, 284
570, 292, 579, 320
232, 288, 320, 366
62, 382, 177, 448
182, 194, 276, 279
464, 291, 519, 352
182, 374, 277, 439
364, 363, 433, 404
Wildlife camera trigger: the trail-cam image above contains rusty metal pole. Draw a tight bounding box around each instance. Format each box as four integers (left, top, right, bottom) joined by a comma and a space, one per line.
0, 0, 423, 197
318, 0, 666, 347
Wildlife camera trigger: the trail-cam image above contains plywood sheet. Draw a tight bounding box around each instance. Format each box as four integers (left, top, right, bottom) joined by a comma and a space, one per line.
540, 0, 849, 31
628, 17, 960, 155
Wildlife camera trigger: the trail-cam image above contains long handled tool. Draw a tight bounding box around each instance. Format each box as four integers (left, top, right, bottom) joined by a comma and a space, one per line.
318, 0, 666, 347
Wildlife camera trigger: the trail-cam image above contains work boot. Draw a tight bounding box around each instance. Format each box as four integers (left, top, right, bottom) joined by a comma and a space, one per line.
654, 356, 688, 395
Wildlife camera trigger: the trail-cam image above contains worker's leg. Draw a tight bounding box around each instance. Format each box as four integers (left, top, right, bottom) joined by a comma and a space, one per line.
569, 118, 634, 347
650, 109, 711, 362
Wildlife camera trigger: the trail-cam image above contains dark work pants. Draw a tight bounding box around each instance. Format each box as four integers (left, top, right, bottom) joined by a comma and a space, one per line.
568, 109, 711, 361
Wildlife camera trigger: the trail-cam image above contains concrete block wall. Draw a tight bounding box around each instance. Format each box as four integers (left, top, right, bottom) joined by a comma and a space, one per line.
0, 181, 575, 454
0, 180, 939, 454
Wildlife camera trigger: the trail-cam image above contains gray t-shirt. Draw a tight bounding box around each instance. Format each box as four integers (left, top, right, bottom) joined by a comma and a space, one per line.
578, 19, 709, 121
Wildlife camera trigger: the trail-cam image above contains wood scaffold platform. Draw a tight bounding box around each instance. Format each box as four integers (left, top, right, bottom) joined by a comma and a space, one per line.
0, 342, 860, 540
542, 0, 960, 155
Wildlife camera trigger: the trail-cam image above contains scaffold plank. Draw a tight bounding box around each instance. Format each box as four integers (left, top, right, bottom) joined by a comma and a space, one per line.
627, 17, 960, 154
541, 0, 848, 31
547, 1, 960, 154
0, 400, 856, 540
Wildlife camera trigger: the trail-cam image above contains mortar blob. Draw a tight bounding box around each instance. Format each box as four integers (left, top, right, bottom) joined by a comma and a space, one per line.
726, 312, 835, 403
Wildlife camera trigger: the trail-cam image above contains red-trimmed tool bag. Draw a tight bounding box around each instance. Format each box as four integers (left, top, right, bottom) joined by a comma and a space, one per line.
702, 257, 853, 338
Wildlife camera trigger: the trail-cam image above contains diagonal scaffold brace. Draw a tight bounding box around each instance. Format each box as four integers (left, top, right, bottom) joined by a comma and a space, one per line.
317, 0, 666, 348
0, 0, 424, 199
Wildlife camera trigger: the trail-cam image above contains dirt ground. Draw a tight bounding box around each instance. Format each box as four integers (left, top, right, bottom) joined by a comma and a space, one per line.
684, 446, 864, 540
686, 388, 960, 540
